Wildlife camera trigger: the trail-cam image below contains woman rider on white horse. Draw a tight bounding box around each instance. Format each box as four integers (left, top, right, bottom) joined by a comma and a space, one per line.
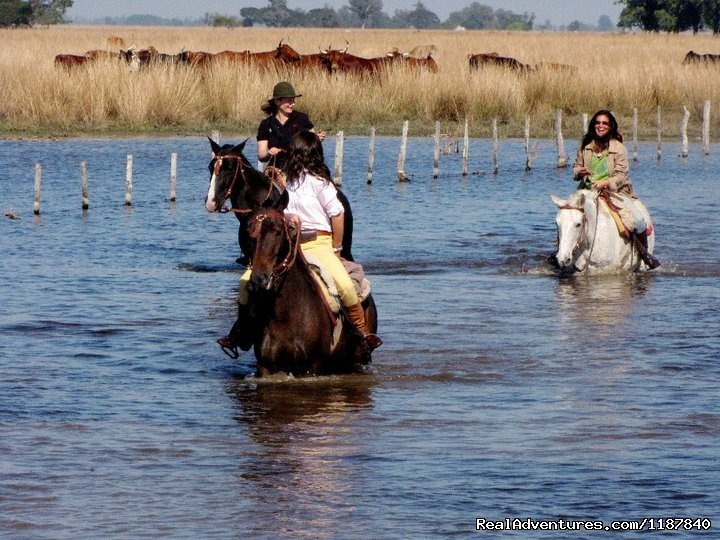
570, 109, 660, 270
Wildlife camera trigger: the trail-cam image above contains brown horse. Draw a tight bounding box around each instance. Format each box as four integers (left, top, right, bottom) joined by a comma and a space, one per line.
243, 190, 378, 376
205, 137, 354, 263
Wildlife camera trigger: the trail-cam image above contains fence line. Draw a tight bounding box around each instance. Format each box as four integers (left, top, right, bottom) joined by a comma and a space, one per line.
17, 105, 719, 215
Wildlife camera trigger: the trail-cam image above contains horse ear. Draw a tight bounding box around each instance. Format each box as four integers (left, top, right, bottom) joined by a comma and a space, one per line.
551, 195, 565, 208
231, 139, 248, 155
208, 136, 221, 155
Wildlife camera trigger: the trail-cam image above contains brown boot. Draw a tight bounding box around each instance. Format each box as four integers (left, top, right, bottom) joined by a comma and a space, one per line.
217, 304, 254, 357
633, 230, 660, 270
345, 303, 383, 350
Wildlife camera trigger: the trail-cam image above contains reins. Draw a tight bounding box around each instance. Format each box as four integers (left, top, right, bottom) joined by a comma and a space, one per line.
212, 153, 276, 215
249, 211, 301, 291
559, 195, 599, 272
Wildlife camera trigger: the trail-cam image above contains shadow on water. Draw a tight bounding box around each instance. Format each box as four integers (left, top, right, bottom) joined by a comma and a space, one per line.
222, 377, 376, 533
553, 273, 653, 333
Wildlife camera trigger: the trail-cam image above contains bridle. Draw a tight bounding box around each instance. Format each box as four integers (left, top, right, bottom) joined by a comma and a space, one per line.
248, 210, 301, 291
211, 153, 245, 212
211, 153, 276, 215
558, 198, 598, 272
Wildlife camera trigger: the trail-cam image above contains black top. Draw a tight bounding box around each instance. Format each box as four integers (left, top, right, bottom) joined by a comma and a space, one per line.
256, 111, 313, 170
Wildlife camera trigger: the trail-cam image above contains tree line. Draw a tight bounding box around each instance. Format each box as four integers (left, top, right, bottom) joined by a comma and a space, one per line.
211, 1, 534, 31
0, 0, 72, 26
617, 0, 720, 33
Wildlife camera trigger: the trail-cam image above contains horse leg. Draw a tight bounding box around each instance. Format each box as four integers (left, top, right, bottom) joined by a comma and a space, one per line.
236, 214, 252, 266
632, 231, 660, 269
336, 189, 354, 262
217, 303, 255, 353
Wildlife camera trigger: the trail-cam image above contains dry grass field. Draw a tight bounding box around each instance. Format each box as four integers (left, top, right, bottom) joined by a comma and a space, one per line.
2, 25, 720, 139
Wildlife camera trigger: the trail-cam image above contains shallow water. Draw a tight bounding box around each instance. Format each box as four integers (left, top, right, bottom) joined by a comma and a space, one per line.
1, 135, 718, 538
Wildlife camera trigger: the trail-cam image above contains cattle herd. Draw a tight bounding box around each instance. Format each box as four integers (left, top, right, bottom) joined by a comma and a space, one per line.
53, 40, 438, 75
52, 38, 717, 75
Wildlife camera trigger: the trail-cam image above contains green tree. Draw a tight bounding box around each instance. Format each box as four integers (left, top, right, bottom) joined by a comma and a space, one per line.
0, 0, 33, 26
349, 0, 383, 28
208, 13, 241, 28
305, 7, 339, 27
701, 0, 720, 33
617, 0, 704, 32
617, 0, 663, 30
597, 14, 614, 31
392, 2, 440, 29
444, 2, 494, 29
29, 0, 72, 24
494, 8, 533, 30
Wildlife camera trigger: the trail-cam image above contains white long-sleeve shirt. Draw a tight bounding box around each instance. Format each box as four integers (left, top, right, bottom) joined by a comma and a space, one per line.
285, 171, 344, 233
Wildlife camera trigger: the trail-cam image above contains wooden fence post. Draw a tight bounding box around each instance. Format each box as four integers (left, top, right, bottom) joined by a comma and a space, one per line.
33, 164, 41, 215
680, 105, 690, 158
555, 109, 567, 168
462, 117, 469, 176
703, 99, 711, 155
125, 154, 133, 206
432, 121, 440, 178
632, 108, 639, 162
81, 161, 89, 210
367, 127, 376, 184
170, 153, 177, 202
397, 120, 409, 182
656, 106, 662, 160
333, 131, 344, 186
524, 116, 531, 171
491, 117, 499, 175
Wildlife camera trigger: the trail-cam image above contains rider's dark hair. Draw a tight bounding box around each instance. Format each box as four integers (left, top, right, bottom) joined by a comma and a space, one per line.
581, 109, 623, 151
285, 130, 332, 186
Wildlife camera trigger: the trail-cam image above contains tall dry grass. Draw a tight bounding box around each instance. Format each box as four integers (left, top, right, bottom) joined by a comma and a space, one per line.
2, 25, 720, 139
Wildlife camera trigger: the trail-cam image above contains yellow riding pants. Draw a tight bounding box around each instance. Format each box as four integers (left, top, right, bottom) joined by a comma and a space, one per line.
238, 235, 359, 307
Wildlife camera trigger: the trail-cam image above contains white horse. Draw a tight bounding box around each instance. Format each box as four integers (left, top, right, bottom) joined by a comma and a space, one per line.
550, 189, 656, 274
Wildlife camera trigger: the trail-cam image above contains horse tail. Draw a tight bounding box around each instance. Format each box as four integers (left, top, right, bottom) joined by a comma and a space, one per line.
336, 189, 354, 261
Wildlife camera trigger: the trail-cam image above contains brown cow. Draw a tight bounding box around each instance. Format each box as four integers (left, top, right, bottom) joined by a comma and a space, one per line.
469, 52, 531, 72
84, 49, 139, 69
534, 61, 578, 75
293, 53, 333, 73
178, 50, 215, 68
106, 35, 126, 48
54, 54, 90, 69
683, 50, 720, 64
386, 50, 438, 73
319, 45, 394, 75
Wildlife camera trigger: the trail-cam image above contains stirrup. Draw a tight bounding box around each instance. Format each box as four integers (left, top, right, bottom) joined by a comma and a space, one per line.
217, 337, 240, 359
364, 334, 383, 351
644, 256, 661, 270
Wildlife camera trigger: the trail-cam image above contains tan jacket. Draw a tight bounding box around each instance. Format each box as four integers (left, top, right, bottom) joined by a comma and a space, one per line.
572, 138, 636, 196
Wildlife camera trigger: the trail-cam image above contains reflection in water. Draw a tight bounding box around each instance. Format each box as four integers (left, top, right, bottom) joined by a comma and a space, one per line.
225, 378, 374, 538
553, 274, 652, 338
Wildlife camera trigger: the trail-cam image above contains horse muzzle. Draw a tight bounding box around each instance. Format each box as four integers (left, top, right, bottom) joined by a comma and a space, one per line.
251, 272, 274, 293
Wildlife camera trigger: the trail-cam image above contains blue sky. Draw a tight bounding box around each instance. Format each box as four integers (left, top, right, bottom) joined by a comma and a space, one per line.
68, 0, 623, 26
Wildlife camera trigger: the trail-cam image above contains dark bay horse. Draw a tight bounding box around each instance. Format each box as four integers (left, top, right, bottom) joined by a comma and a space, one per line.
245, 190, 378, 376
205, 137, 354, 262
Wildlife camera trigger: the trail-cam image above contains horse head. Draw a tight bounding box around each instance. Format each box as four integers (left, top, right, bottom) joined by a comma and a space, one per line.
206, 137, 250, 213
248, 190, 300, 294
551, 190, 597, 271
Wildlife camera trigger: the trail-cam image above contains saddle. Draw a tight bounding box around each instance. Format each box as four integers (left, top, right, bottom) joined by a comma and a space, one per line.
304, 253, 373, 315
598, 190, 631, 239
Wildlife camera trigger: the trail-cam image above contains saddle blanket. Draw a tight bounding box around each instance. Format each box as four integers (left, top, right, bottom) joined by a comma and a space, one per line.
304, 253, 372, 314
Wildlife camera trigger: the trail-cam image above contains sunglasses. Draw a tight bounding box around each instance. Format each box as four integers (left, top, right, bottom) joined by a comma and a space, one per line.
595, 121, 610, 126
